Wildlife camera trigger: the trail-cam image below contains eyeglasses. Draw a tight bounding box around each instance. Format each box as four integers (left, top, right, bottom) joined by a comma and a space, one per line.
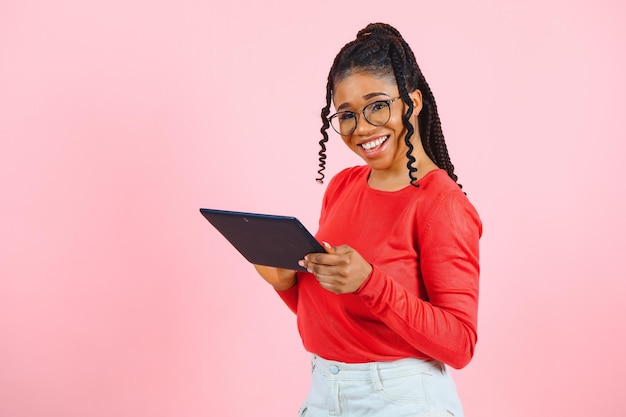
328, 97, 401, 136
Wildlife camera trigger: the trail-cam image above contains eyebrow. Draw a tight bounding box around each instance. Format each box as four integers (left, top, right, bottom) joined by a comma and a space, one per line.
336, 92, 391, 111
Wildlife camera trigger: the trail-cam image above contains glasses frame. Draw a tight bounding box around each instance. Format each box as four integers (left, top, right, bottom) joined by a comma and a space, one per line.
327, 96, 402, 136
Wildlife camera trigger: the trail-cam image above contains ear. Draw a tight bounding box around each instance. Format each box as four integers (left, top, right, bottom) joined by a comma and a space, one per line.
408, 89, 423, 116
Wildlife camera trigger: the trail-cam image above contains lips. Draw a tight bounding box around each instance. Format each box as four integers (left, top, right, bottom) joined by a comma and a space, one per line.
360, 135, 388, 153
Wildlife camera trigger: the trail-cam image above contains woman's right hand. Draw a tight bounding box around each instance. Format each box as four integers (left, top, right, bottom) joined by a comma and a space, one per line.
253, 264, 298, 291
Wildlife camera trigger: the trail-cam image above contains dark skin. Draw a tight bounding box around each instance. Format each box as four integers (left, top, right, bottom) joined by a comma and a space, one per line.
254, 73, 437, 294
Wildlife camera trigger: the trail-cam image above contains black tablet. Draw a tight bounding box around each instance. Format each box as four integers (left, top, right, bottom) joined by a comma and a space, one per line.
199, 208, 325, 271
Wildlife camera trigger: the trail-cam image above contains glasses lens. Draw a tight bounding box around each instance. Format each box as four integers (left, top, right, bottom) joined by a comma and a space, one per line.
364, 101, 391, 126
330, 112, 357, 135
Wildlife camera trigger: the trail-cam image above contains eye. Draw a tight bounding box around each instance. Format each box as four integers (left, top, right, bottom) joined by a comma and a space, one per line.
368, 101, 388, 112
338, 111, 356, 121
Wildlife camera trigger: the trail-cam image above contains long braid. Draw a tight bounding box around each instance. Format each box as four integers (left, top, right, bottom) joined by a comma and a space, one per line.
389, 43, 418, 186
417, 76, 460, 187
317, 39, 359, 184
317, 23, 462, 189
316, 84, 331, 184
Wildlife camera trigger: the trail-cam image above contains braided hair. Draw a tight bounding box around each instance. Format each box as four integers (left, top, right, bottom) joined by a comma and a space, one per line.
317, 23, 461, 189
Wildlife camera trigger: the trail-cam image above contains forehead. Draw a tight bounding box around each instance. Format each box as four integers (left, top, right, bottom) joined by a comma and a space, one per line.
332, 73, 398, 108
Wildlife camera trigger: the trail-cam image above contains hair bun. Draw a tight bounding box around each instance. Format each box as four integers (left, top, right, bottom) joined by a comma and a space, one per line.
356, 22, 402, 39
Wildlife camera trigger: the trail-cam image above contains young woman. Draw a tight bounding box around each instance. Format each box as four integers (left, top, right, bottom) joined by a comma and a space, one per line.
254, 22, 481, 417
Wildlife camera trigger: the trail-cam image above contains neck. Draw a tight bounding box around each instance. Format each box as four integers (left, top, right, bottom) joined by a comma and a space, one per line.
368, 156, 438, 191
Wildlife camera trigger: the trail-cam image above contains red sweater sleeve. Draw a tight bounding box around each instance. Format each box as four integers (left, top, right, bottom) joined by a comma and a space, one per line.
276, 277, 299, 314
354, 191, 481, 369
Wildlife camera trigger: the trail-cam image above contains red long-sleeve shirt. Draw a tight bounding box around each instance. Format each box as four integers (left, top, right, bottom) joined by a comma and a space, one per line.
278, 166, 482, 369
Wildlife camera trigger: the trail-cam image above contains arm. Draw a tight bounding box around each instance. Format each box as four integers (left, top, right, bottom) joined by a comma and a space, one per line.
360, 193, 481, 368
252, 264, 299, 314
303, 192, 482, 368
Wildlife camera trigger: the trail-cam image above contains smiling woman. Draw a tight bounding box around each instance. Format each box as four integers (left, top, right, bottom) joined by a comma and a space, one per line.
252, 22, 482, 417
317, 23, 460, 192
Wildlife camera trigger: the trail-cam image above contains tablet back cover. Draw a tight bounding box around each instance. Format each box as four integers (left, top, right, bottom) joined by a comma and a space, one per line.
200, 208, 324, 271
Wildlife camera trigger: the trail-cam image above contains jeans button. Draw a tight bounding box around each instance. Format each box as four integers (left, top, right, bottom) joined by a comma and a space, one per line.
329, 365, 340, 375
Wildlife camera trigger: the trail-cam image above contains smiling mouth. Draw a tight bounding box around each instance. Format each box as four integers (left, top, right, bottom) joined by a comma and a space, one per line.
360, 136, 389, 152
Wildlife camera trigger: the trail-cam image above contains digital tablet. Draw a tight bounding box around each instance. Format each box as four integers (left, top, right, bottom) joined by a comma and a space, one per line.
199, 208, 325, 271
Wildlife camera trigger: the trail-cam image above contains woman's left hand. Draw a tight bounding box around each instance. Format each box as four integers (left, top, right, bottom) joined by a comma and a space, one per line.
299, 242, 372, 294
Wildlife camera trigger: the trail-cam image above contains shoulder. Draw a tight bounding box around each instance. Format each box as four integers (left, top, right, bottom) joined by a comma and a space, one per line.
319, 166, 368, 218
329, 165, 369, 186
324, 166, 368, 195
418, 170, 471, 207
417, 170, 482, 236
417, 169, 462, 195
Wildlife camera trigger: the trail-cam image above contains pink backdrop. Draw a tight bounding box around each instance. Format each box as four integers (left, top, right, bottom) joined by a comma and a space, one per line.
1, 1, 625, 416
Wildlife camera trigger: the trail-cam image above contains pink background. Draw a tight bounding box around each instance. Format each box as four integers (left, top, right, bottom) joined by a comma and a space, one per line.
1, 1, 625, 416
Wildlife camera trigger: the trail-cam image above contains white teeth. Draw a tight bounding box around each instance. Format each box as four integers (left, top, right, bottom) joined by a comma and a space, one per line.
361, 136, 388, 150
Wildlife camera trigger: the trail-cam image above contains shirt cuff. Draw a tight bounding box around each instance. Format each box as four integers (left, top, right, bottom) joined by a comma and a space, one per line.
354, 264, 382, 301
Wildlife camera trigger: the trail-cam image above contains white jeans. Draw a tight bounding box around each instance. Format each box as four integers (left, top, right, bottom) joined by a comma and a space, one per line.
299, 355, 464, 417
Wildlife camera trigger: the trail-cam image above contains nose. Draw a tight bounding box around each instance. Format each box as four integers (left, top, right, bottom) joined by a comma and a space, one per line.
353, 112, 375, 136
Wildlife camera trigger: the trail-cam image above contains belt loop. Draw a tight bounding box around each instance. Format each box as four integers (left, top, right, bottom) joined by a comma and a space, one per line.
370, 363, 383, 391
